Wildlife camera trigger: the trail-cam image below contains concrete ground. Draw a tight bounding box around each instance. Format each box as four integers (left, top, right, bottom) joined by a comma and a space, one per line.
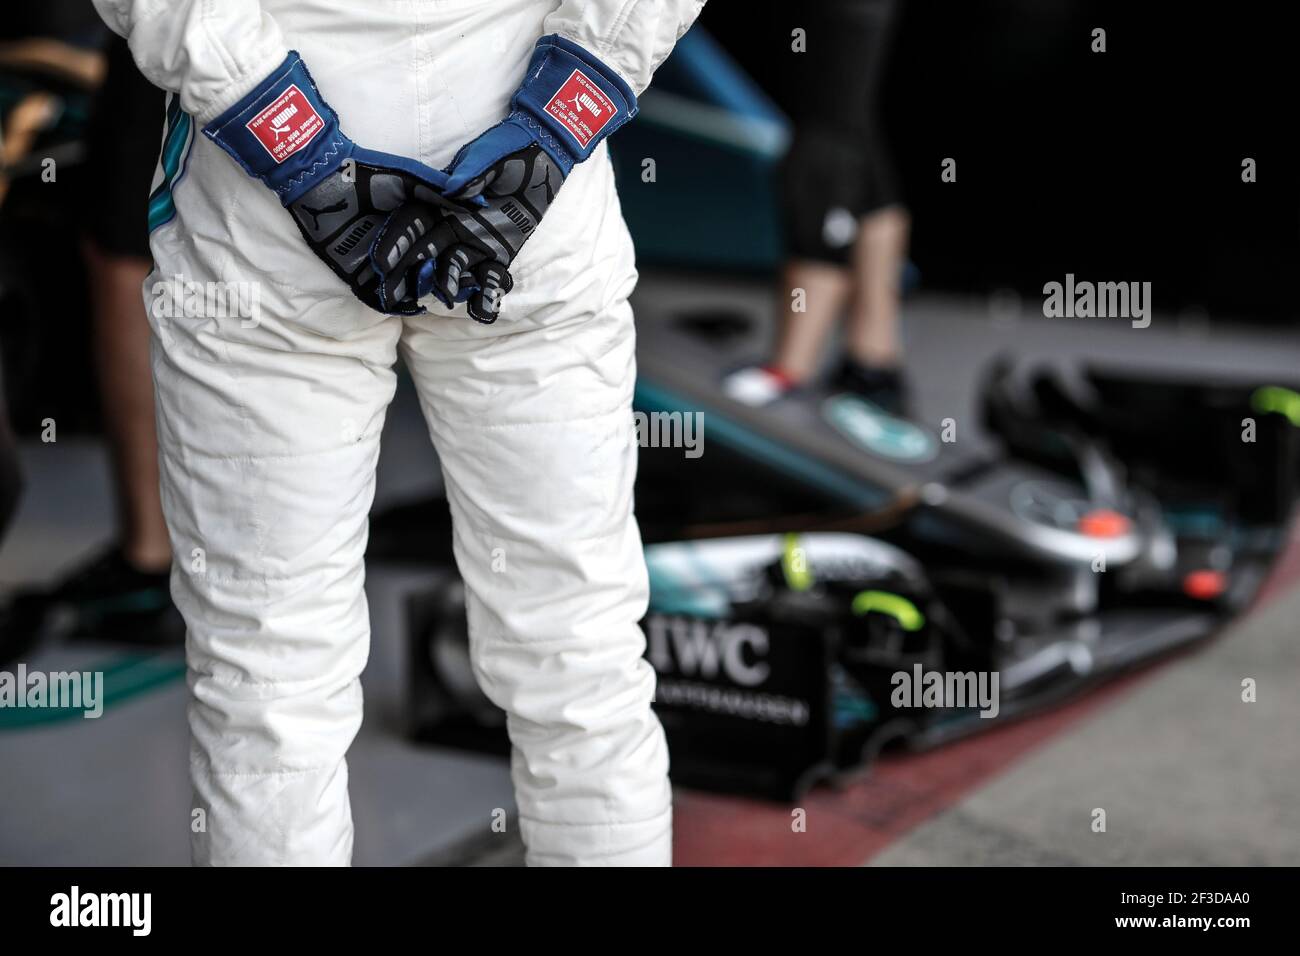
0, 373, 518, 866
869, 567, 1300, 866
2, 278, 1298, 865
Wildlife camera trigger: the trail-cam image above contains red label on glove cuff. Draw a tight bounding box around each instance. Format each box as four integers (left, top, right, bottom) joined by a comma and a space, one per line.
246, 85, 325, 164
544, 70, 616, 150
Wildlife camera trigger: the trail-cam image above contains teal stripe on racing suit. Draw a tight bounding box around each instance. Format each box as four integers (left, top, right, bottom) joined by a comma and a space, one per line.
147, 95, 194, 232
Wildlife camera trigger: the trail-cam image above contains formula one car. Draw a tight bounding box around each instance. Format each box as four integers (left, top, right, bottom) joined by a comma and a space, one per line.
401, 336, 1298, 798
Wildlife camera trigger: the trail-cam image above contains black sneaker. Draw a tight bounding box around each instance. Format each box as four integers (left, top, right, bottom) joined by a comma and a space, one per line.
833, 358, 910, 417
0, 546, 183, 664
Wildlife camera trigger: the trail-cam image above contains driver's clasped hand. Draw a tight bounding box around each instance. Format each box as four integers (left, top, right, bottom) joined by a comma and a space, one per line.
207, 36, 636, 323
369, 34, 637, 322
203, 51, 479, 316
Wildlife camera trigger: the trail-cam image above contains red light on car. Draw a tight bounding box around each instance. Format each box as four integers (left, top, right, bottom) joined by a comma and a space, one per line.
1183, 569, 1227, 601
1078, 509, 1132, 538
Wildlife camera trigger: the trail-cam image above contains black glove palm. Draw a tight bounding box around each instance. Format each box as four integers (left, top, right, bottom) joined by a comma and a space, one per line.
288, 161, 451, 315
371, 145, 564, 322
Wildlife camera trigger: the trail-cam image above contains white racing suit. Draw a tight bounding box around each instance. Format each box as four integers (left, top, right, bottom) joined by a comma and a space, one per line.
93, 0, 705, 866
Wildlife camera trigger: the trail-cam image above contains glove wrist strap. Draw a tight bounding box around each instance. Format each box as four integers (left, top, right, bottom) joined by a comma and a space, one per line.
203, 52, 352, 205
510, 34, 638, 175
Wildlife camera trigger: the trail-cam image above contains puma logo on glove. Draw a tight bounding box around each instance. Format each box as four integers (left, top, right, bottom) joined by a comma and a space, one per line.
302, 198, 349, 231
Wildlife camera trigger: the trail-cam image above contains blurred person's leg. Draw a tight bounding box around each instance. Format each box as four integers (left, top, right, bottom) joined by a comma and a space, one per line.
721, 123, 861, 407
837, 117, 911, 414
846, 205, 910, 370
0, 35, 180, 652
59, 36, 174, 613
82, 242, 169, 570
83, 35, 167, 567
769, 259, 852, 382
726, 0, 903, 408
81, 37, 169, 573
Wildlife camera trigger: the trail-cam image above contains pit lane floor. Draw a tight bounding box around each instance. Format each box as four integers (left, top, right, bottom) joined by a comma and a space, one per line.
2, 278, 1297, 866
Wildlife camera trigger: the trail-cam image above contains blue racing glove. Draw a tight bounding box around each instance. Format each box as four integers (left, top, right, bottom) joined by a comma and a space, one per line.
370, 35, 637, 322
203, 52, 470, 316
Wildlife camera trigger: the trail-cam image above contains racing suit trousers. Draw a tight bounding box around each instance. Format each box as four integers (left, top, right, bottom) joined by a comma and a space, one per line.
146, 7, 670, 867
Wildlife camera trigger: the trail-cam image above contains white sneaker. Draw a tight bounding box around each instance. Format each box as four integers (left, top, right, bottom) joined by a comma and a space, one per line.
722, 366, 795, 407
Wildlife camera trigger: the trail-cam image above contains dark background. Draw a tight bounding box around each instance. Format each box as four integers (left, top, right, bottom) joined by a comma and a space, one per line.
1, 0, 1296, 435
703, 0, 1298, 322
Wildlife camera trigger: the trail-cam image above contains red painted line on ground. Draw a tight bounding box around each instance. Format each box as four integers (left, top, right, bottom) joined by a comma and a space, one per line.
672, 667, 1152, 866
1250, 519, 1300, 607
673, 522, 1300, 867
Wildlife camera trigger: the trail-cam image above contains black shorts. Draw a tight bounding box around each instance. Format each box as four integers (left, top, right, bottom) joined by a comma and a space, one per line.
773, 0, 902, 265
83, 36, 166, 258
